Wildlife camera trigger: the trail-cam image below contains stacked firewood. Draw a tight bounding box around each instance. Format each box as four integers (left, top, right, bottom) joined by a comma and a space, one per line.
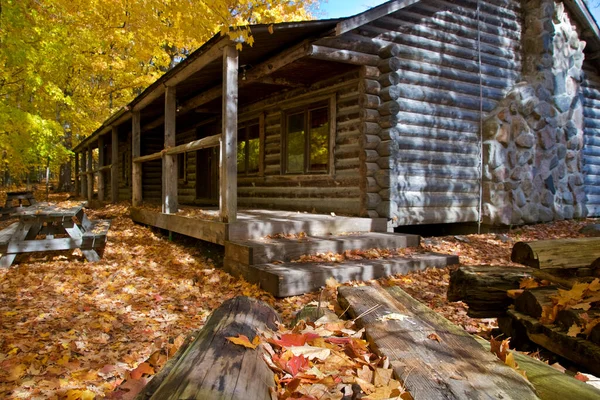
449, 237, 600, 376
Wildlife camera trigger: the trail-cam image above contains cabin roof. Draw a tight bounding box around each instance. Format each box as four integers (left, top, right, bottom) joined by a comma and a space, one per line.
73, 0, 600, 152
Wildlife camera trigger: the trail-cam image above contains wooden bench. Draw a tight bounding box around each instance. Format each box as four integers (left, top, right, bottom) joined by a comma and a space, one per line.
0, 223, 19, 253
81, 218, 111, 260
1, 191, 36, 220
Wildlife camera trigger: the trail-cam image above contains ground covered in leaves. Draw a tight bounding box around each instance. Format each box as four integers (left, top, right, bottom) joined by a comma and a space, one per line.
0, 195, 597, 399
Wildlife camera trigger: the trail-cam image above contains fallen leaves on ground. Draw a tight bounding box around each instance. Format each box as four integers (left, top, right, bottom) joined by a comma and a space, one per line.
0, 200, 316, 399
263, 313, 410, 400
293, 247, 423, 264
138, 203, 219, 221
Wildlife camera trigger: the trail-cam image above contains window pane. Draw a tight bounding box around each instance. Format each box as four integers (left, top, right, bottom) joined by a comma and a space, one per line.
286, 112, 305, 173
309, 107, 329, 172
237, 139, 246, 173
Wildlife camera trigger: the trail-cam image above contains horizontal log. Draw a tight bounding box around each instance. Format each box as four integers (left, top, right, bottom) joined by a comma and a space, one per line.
165, 134, 220, 155
309, 45, 380, 66
511, 238, 600, 269
145, 297, 279, 399
514, 286, 557, 319
133, 152, 163, 164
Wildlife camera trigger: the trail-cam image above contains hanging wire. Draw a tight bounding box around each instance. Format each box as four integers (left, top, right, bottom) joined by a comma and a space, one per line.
477, 0, 484, 234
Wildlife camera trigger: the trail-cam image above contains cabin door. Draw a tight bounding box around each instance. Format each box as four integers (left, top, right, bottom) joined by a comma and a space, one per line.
195, 146, 219, 204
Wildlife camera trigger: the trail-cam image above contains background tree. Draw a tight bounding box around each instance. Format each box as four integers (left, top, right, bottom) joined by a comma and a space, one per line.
0, 0, 317, 189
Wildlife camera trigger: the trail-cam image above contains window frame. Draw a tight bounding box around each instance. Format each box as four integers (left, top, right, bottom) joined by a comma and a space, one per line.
178, 152, 188, 183
282, 98, 333, 175
237, 117, 262, 176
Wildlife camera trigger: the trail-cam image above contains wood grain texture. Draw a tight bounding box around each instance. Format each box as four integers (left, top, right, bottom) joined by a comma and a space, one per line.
220, 45, 238, 223
111, 127, 119, 203
147, 296, 279, 400
511, 238, 600, 269
163, 86, 178, 214
87, 146, 93, 202
98, 136, 106, 202
447, 265, 533, 318
132, 111, 142, 207
337, 285, 538, 400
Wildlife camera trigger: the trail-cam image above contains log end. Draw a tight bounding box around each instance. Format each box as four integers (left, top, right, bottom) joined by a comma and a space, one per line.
511, 242, 539, 268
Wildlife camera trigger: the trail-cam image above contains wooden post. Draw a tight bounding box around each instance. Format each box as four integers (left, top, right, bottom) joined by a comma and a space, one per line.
98, 136, 105, 202
111, 127, 119, 203
87, 146, 93, 202
81, 151, 87, 198
74, 152, 80, 195
163, 86, 178, 214
220, 45, 238, 223
132, 111, 142, 207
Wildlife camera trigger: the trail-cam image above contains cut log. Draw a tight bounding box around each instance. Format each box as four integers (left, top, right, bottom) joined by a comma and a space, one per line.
447, 265, 533, 318
506, 309, 600, 376
514, 287, 558, 319
511, 238, 600, 269
555, 309, 600, 345
142, 296, 279, 400
474, 336, 600, 400
338, 285, 538, 399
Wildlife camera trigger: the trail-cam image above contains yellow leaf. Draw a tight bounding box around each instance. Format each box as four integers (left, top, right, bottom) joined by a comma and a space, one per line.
6, 364, 27, 381
268, 24, 274, 34
226, 334, 259, 349
235, 42, 243, 51
65, 389, 96, 400
571, 302, 591, 311
567, 323, 583, 337
519, 278, 539, 289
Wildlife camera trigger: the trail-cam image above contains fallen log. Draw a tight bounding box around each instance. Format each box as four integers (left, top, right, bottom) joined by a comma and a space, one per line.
474, 336, 600, 400
139, 296, 279, 400
338, 284, 538, 399
514, 287, 558, 319
447, 265, 532, 317
506, 309, 600, 376
511, 238, 600, 269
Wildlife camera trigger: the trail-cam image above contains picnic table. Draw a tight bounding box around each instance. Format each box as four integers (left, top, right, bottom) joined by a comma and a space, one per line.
1, 190, 36, 219
0, 201, 111, 268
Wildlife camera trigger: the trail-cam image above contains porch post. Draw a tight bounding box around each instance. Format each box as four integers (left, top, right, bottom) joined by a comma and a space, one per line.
98, 136, 105, 202
111, 127, 119, 203
87, 145, 93, 202
81, 151, 87, 197
220, 45, 238, 223
163, 86, 178, 214
132, 111, 142, 207
74, 152, 80, 195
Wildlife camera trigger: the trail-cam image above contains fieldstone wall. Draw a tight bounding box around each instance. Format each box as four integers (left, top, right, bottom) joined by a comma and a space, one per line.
482, 0, 587, 225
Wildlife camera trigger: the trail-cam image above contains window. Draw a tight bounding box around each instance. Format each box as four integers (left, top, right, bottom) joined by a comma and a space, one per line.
178, 152, 188, 182
237, 121, 260, 175
284, 102, 329, 174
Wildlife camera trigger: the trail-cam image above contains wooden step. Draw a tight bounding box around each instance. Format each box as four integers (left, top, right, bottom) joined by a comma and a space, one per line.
225, 232, 420, 265
224, 252, 458, 297
337, 285, 538, 400
227, 211, 389, 241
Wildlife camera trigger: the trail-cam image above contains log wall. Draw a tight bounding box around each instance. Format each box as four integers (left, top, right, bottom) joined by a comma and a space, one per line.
118, 132, 132, 201
352, 0, 523, 223
141, 132, 163, 202
582, 62, 600, 217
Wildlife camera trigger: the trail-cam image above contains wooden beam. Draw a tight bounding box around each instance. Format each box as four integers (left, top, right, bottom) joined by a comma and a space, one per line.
111, 127, 119, 203
178, 40, 312, 115
220, 45, 238, 223
165, 38, 229, 87
163, 86, 178, 214
142, 115, 164, 133
335, 0, 420, 35
133, 87, 165, 112
133, 152, 163, 164
86, 146, 93, 202
99, 165, 112, 172
133, 134, 221, 164
308, 45, 380, 66
132, 111, 142, 207
98, 136, 105, 202
256, 77, 307, 88
81, 151, 87, 197
74, 153, 80, 195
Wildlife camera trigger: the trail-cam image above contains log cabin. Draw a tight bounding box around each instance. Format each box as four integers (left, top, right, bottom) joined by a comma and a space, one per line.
72, 0, 600, 240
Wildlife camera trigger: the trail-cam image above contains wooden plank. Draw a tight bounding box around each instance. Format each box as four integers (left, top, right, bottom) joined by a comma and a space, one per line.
132, 111, 142, 207
309, 45, 380, 66
143, 296, 279, 399
75, 152, 81, 195
98, 136, 105, 202
87, 146, 93, 202
130, 208, 227, 245
163, 86, 178, 214
335, 0, 420, 35
111, 126, 119, 203
0, 222, 33, 268
0, 223, 19, 246
81, 151, 87, 197
224, 253, 458, 297
337, 285, 538, 399
220, 45, 238, 223
6, 238, 83, 253
512, 238, 600, 269
133, 152, 163, 164
165, 134, 220, 156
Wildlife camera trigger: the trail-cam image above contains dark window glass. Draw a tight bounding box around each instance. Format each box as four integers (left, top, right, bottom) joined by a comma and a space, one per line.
286, 112, 305, 173
309, 107, 329, 172
237, 122, 260, 175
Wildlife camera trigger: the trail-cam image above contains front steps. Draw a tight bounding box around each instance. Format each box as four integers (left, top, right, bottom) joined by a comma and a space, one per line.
223, 232, 458, 297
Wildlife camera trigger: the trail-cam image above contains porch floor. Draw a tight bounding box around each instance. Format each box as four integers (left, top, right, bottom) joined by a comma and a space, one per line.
131, 206, 390, 244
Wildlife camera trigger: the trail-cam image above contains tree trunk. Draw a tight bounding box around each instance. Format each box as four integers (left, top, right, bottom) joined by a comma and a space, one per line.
138, 296, 279, 400
512, 239, 600, 269
447, 265, 533, 318
514, 287, 557, 319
